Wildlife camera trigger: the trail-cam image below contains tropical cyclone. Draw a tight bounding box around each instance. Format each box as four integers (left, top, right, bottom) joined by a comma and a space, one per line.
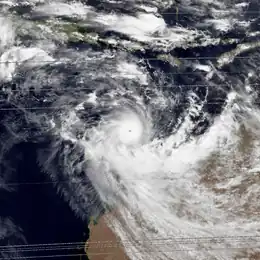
61, 88, 260, 260
88, 98, 153, 148
0, 0, 260, 260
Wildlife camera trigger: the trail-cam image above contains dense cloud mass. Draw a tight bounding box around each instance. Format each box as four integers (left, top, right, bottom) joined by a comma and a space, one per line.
0, 0, 260, 259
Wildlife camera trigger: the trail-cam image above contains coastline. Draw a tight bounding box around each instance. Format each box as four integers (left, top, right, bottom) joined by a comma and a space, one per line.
85, 212, 129, 260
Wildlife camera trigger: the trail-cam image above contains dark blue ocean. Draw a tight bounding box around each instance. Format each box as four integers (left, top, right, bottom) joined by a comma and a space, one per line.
0, 142, 89, 259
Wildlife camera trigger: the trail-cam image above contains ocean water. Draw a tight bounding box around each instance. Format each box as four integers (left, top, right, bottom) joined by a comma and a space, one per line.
0, 141, 89, 259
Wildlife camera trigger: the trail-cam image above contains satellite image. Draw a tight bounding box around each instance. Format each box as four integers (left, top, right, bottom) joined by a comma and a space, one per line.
0, 0, 260, 259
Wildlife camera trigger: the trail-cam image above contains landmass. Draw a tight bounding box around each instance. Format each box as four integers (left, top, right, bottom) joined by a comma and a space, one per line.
85, 213, 129, 260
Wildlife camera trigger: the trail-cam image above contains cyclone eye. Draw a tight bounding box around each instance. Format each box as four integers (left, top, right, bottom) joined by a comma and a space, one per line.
96, 104, 151, 148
